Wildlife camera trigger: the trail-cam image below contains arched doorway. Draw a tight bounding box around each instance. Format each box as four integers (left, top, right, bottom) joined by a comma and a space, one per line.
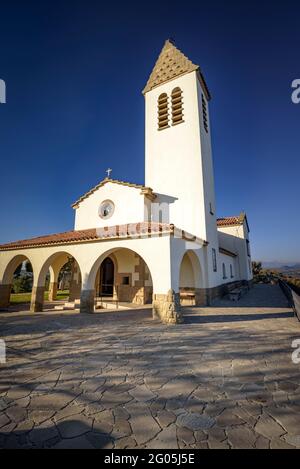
87, 248, 153, 312
100, 257, 115, 297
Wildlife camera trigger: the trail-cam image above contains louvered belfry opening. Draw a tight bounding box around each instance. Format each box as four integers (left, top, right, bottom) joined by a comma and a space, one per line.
158, 93, 169, 130
171, 87, 184, 125
202, 93, 208, 133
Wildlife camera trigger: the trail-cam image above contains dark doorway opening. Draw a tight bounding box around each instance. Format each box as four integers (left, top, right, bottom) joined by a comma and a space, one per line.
100, 257, 114, 296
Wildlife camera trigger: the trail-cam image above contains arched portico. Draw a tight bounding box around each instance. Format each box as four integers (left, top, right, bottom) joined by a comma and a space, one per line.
0, 230, 184, 323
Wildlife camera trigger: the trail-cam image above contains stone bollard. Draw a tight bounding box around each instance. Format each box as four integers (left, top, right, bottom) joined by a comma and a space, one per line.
153, 289, 183, 324
80, 290, 95, 314
30, 286, 45, 313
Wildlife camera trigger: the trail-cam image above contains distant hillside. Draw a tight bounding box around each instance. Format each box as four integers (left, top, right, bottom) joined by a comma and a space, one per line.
262, 262, 300, 271
281, 264, 300, 272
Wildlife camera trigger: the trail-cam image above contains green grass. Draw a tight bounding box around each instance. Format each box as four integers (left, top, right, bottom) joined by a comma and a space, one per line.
10, 290, 70, 305
56, 290, 70, 301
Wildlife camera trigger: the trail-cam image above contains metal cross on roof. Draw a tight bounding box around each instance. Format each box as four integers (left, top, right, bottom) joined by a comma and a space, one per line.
106, 168, 112, 178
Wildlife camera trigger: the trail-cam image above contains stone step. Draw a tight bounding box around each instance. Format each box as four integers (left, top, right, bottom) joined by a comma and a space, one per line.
54, 305, 72, 311
95, 301, 129, 310
64, 302, 78, 309
54, 302, 78, 311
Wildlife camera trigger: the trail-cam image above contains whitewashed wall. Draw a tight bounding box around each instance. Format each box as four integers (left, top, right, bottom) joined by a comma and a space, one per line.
218, 221, 252, 281
74, 182, 146, 230
145, 71, 217, 245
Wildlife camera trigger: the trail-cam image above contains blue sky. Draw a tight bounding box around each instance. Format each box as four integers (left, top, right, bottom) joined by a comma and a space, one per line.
0, 0, 299, 263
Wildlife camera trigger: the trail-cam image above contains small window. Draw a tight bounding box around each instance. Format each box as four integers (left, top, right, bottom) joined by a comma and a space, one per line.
222, 263, 227, 279
158, 93, 169, 130
99, 200, 115, 220
246, 239, 251, 257
202, 94, 209, 133
230, 264, 234, 278
122, 276, 130, 285
212, 248, 217, 272
171, 87, 184, 125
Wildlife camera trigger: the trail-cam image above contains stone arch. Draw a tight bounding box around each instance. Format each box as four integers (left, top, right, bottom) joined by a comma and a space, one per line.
2, 254, 34, 285
31, 251, 82, 312
0, 254, 35, 309
86, 247, 152, 291
81, 247, 154, 313
179, 250, 203, 287
35, 251, 80, 287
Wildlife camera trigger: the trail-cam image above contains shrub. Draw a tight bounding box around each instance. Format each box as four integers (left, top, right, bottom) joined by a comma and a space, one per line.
13, 275, 33, 293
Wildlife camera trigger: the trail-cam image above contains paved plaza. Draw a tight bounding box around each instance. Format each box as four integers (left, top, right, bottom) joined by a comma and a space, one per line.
0, 284, 300, 449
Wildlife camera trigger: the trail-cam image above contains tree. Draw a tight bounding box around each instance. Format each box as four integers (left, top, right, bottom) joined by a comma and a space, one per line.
252, 261, 262, 276
13, 264, 22, 278
57, 258, 73, 291
25, 261, 33, 273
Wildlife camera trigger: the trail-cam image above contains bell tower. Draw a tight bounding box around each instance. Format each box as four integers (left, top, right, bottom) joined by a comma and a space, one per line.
143, 40, 218, 248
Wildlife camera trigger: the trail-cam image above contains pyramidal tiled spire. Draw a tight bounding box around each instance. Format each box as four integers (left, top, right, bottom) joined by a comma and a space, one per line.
143, 39, 199, 94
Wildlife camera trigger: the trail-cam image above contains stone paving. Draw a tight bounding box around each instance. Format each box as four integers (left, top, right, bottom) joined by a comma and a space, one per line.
0, 284, 300, 449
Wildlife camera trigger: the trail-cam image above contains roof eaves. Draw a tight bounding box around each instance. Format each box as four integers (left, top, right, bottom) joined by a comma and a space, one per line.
71, 178, 149, 209
219, 247, 237, 258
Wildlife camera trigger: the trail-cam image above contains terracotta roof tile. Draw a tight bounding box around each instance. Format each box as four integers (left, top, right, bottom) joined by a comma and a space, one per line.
142, 40, 210, 100
217, 213, 246, 228
0, 223, 174, 251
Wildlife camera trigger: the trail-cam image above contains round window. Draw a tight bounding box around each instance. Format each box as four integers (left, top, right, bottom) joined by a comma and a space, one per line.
99, 200, 115, 220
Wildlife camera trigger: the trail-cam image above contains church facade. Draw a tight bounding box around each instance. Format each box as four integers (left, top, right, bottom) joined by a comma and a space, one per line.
0, 40, 253, 324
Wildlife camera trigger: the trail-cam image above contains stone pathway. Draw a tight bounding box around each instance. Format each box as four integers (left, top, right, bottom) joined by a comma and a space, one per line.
0, 284, 300, 449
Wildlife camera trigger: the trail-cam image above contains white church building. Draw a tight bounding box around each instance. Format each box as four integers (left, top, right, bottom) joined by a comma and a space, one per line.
0, 40, 253, 324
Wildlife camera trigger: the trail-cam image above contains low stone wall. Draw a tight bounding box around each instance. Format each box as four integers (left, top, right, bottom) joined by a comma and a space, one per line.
195, 288, 208, 306
118, 285, 152, 305
69, 281, 81, 302
0, 284, 11, 309
30, 286, 45, 313
153, 290, 183, 324
180, 280, 253, 308
206, 280, 252, 305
